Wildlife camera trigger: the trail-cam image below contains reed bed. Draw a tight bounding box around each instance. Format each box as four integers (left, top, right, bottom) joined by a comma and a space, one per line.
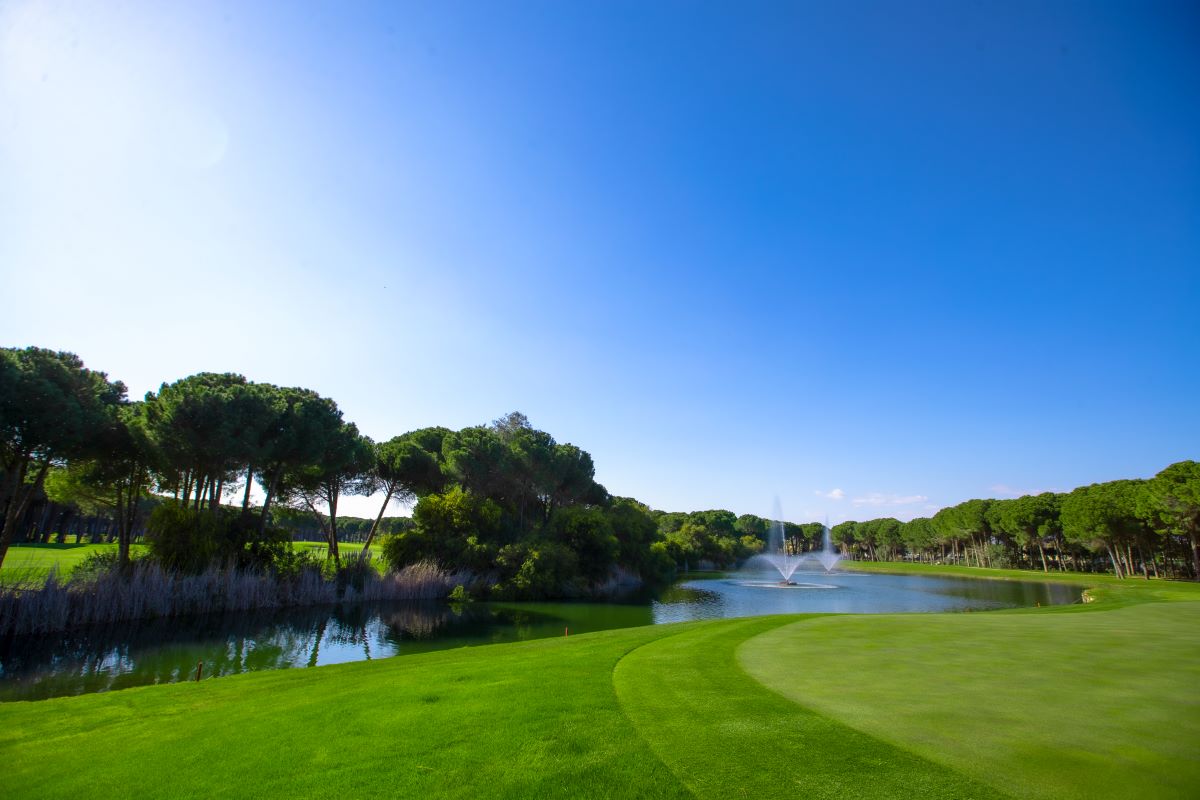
0, 560, 462, 636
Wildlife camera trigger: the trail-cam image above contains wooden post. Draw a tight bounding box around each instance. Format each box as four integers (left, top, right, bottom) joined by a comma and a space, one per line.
195, 661, 203, 682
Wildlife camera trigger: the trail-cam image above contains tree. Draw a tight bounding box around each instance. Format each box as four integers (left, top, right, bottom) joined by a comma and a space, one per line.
0, 348, 125, 568
901, 517, 937, 561
734, 514, 769, 543
143, 373, 253, 511
549, 506, 618, 582
254, 387, 344, 536
873, 518, 903, 560
280, 421, 374, 566
68, 402, 158, 566
830, 521, 858, 555
1060, 481, 1147, 578
358, 430, 446, 561
995, 493, 1060, 573
1145, 461, 1200, 579
385, 486, 504, 572
606, 497, 660, 571
932, 500, 994, 566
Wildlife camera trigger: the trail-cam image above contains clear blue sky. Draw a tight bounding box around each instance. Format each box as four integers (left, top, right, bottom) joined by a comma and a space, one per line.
2, 1, 1197, 521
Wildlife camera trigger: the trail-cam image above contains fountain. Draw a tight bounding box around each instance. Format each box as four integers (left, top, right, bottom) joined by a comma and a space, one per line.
744, 506, 841, 587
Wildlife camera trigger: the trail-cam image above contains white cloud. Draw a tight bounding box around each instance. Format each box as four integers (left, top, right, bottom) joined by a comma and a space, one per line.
814, 488, 845, 500
851, 493, 929, 507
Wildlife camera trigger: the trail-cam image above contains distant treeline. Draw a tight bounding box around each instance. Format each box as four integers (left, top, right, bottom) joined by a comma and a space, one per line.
825, 472, 1200, 579
2, 347, 1197, 596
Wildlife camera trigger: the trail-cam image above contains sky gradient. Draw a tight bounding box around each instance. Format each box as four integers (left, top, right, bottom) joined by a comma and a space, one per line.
2, 0, 1197, 521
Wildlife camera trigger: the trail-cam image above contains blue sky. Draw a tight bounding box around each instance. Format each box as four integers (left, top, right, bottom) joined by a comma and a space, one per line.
1, 1, 1197, 521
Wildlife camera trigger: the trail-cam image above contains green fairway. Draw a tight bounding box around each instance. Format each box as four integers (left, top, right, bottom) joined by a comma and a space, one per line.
0, 543, 147, 583
614, 616, 1005, 799
0, 541, 377, 584
1, 566, 1197, 799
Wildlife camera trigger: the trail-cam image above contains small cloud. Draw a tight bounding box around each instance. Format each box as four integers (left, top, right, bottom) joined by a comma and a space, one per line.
852, 493, 929, 507
814, 488, 845, 500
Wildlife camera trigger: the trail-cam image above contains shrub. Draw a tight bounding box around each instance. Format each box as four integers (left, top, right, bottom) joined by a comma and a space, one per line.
145, 501, 293, 573
493, 540, 580, 600
548, 507, 618, 583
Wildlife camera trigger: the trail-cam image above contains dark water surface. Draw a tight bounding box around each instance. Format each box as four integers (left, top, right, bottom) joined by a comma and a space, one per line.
0, 568, 1081, 701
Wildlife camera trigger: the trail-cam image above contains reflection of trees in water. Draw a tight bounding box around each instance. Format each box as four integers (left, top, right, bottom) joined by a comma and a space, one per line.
0, 601, 524, 701
379, 603, 454, 640
922, 577, 1082, 608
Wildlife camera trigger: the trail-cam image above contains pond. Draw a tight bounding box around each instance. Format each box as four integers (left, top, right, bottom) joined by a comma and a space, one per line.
0, 567, 1082, 701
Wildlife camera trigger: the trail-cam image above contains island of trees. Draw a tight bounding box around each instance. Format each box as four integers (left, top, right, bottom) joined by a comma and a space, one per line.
1, 346, 1197, 633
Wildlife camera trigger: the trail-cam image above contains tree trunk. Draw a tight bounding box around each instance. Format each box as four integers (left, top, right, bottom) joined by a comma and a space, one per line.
1135, 542, 1149, 580
327, 489, 340, 568
1105, 544, 1124, 579
360, 487, 394, 562
0, 460, 50, 569
1037, 541, 1048, 573
242, 465, 254, 512
1190, 531, 1200, 580
258, 469, 281, 536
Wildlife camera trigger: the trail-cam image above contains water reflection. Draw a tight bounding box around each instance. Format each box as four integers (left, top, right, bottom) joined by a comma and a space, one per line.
0, 571, 1080, 701
652, 569, 1082, 623
0, 601, 630, 701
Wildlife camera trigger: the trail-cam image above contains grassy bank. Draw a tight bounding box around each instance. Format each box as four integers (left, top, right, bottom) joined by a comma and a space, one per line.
1, 565, 1197, 798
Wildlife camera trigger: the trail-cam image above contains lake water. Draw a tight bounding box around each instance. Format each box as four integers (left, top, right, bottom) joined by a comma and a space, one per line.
0, 568, 1082, 701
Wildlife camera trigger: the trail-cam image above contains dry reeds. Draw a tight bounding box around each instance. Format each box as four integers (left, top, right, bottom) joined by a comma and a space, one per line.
0, 560, 460, 636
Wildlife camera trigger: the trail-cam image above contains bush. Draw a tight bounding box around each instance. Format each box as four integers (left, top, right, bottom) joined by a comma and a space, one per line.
145, 501, 293, 573
493, 540, 581, 600
548, 506, 618, 582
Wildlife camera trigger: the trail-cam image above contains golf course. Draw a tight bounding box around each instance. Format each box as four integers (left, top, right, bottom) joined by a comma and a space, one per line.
2, 563, 1196, 799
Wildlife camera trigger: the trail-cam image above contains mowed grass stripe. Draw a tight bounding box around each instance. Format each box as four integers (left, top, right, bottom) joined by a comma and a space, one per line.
613, 615, 1007, 800
738, 602, 1200, 800
0, 625, 692, 799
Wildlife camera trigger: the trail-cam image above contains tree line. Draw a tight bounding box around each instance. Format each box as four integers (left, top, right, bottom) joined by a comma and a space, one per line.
0, 348, 669, 597
2, 347, 1197, 594
825, 470, 1200, 579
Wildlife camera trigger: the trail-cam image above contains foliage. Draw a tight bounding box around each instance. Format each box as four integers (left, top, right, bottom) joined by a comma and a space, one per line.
145, 502, 291, 574
4, 348, 1196, 586
0, 347, 126, 568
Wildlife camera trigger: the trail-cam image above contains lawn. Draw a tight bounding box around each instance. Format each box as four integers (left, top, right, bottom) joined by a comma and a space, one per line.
0, 543, 148, 583
0, 541, 381, 583
1, 564, 1197, 798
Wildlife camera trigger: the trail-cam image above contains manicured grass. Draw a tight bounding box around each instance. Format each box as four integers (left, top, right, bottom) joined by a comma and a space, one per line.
1, 541, 378, 583
1, 563, 1196, 798
0, 543, 147, 583
740, 599, 1200, 800
0, 624, 691, 799
614, 616, 1005, 799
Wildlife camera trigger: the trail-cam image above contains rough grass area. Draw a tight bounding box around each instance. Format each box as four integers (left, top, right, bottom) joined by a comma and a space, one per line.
1, 564, 1197, 799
